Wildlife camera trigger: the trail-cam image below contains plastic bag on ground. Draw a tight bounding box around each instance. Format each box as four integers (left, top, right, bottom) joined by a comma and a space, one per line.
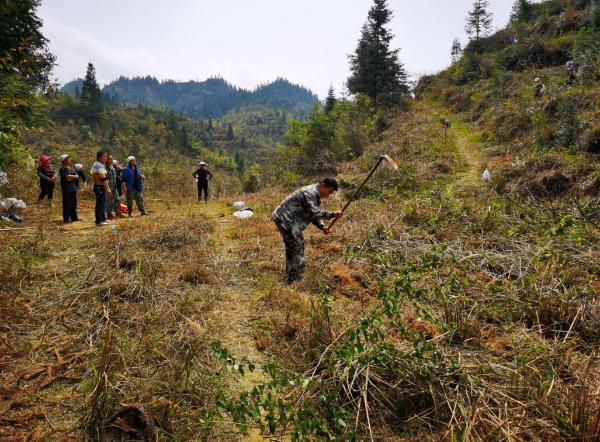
233, 209, 254, 219
0, 198, 27, 210
482, 168, 491, 182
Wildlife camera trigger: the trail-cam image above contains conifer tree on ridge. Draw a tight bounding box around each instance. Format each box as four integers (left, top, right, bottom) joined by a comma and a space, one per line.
347, 0, 409, 105
465, 0, 493, 42
81, 62, 103, 124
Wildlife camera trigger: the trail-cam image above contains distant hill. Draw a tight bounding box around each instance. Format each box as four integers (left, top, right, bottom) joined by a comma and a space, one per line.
60, 76, 318, 120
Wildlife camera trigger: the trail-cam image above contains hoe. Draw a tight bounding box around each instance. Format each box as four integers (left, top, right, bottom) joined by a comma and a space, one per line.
328, 154, 399, 231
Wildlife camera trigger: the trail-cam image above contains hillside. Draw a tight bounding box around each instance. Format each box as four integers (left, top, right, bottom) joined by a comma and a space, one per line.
61, 76, 317, 120
4, 96, 600, 440
3, 0, 600, 440
417, 0, 600, 198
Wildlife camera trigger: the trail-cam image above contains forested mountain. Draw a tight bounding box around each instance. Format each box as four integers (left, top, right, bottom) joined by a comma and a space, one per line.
61, 76, 317, 120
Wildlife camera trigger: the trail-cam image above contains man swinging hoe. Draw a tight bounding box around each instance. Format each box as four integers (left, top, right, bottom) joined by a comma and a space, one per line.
272, 155, 398, 284
272, 178, 343, 284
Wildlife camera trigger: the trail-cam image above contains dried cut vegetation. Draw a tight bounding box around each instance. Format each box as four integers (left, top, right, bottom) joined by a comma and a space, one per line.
2, 103, 600, 440
0, 210, 240, 440
208, 105, 600, 441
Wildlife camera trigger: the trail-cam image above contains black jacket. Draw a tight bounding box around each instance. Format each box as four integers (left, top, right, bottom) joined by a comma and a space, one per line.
193, 168, 213, 182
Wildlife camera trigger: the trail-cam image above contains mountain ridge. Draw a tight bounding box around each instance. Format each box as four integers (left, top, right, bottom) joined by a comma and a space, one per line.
60, 76, 318, 120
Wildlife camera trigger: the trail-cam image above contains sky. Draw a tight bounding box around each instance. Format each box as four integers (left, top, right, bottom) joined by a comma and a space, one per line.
39, 0, 515, 98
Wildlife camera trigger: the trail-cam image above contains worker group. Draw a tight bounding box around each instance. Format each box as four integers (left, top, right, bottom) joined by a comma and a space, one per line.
36, 151, 213, 227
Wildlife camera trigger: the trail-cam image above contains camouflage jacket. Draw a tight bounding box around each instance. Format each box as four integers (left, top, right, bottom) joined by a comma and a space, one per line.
106, 165, 117, 191
272, 184, 335, 235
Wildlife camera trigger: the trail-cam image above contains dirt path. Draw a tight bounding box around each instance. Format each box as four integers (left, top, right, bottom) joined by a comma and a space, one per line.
205, 204, 267, 377
202, 203, 270, 440
451, 120, 486, 187
419, 100, 487, 188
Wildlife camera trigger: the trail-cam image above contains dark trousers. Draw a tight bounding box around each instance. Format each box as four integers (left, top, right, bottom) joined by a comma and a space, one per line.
106, 188, 120, 217
197, 181, 209, 202
39, 180, 54, 200
275, 221, 305, 282
94, 185, 107, 224
126, 189, 145, 214
62, 191, 78, 222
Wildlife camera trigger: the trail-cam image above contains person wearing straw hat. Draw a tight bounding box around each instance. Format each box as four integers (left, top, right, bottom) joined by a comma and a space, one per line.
122, 156, 149, 217
58, 154, 80, 223
192, 161, 213, 204
37, 154, 55, 207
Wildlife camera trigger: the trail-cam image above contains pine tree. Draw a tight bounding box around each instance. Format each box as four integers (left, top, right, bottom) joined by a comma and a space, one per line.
280, 110, 287, 128
234, 151, 246, 176
324, 86, 336, 113
461, 55, 482, 83
226, 123, 234, 140
109, 121, 117, 145
74, 84, 80, 98
347, 0, 409, 105
510, 0, 533, 23
0, 0, 55, 169
180, 125, 189, 149
81, 62, 103, 124
465, 0, 493, 42
451, 39, 463, 64
207, 117, 213, 132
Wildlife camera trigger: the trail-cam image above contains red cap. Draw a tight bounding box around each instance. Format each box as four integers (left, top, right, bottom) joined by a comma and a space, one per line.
39, 155, 52, 165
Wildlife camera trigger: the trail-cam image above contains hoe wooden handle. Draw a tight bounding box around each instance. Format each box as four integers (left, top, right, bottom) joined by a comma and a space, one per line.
327, 154, 398, 231
327, 157, 385, 230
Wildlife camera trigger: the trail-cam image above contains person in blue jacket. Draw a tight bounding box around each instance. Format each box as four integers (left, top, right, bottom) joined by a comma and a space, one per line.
122, 156, 149, 217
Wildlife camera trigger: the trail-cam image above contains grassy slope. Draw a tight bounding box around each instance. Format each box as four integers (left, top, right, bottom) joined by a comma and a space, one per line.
3, 95, 599, 440
0, 195, 278, 440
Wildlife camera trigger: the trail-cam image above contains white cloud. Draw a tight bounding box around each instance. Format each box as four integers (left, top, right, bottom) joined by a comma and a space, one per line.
43, 18, 280, 91
39, 0, 514, 98
43, 18, 158, 84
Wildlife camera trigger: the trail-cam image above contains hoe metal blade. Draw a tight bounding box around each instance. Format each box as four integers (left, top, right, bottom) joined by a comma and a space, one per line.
381, 154, 399, 170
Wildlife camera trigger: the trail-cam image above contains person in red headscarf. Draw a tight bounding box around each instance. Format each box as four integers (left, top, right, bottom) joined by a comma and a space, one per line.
37, 155, 56, 207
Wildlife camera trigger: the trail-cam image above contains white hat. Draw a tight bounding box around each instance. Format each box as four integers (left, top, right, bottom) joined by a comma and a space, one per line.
127, 156, 136, 163
534, 77, 541, 83
58, 154, 70, 162
198, 161, 207, 166
74, 163, 83, 171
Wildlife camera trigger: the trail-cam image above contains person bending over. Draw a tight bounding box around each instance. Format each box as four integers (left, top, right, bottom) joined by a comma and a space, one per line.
272, 177, 343, 283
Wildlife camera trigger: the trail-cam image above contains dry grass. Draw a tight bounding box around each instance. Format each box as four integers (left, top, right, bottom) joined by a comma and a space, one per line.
0, 205, 236, 440
218, 104, 600, 440
3, 101, 600, 440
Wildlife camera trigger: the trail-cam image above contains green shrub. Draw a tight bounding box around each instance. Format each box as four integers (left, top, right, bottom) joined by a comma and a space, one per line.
278, 96, 380, 174
555, 91, 580, 148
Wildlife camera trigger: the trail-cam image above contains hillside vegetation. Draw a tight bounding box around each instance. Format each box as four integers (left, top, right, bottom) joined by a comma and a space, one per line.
417, 0, 600, 198
2, 0, 600, 441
